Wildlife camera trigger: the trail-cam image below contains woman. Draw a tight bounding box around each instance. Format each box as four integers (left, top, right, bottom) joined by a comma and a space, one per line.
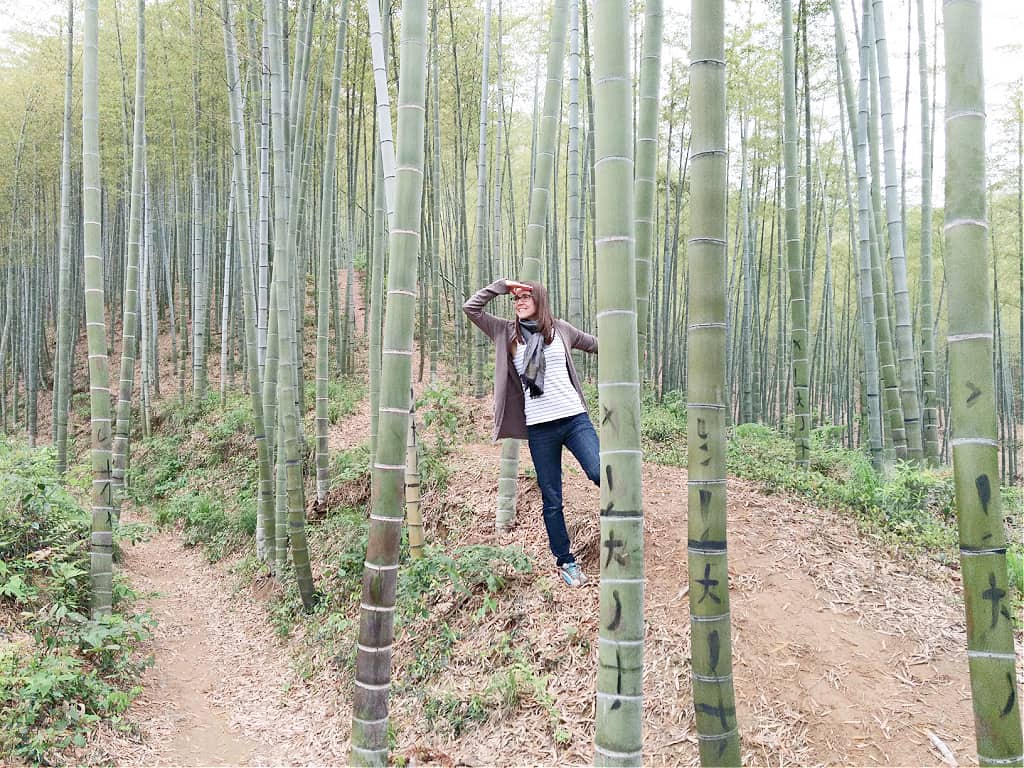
463, 278, 599, 587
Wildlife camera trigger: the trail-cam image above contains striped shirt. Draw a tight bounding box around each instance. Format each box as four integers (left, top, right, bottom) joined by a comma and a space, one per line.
513, 331, 586, 426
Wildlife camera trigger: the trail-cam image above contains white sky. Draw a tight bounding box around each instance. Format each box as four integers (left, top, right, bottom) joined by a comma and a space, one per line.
0, 0, 65, 47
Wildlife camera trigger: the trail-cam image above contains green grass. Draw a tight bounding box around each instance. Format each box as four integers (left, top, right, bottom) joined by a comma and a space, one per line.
728, 422, 952, 542
396, 544, 533, 623
304, 376, 366, 426
415, 627, 565, 742
128, 434, 187, 503
413, 384, 478, 494
641, 389, 688, 465
153, 491, 256, 562
0, 439, 151, 765
129, 389, 267, 561
125, 379, 372, 648
330, 443, 371, 485
266, 525, 535, 706
421, 690, 490, 738
262, 501, 371, 641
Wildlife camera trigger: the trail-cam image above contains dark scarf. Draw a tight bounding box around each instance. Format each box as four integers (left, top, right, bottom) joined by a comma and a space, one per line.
517, 319, 546, 398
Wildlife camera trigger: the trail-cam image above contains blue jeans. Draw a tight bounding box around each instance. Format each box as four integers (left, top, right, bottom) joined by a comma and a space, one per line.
526, 412, 600, 565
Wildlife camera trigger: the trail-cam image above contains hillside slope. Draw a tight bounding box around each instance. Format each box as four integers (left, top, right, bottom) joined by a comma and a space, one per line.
84, 382, 1004, 767
382, 425, 978, 766
61, 271, 1018, 767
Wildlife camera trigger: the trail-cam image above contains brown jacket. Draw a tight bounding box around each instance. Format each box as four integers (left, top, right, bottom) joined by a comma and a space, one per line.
463, 279, 598, 441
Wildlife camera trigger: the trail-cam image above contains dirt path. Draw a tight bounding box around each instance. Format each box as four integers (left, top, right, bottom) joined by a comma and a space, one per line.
90, 518, 351, 766
644, 465, 976, 766
81, 266, 372, 765
118, 526, 265, 766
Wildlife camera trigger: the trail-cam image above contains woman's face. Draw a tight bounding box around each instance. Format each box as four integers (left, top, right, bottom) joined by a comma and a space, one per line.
513, 291, 537, 321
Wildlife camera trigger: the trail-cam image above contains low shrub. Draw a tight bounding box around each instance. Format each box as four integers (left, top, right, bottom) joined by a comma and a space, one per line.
0, 440, 150, 765
303, 377, 366, 426
1, 646, 143, 763
127, 434, 186, 503
331, 443, 371, 485
154, 492, 256, 562
397, 544, 533, 622
641, 389, 688, 466
417, 385, 469, 449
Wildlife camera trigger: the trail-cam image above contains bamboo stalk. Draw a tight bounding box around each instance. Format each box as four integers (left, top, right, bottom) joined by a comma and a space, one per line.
943, 0, 1024, 761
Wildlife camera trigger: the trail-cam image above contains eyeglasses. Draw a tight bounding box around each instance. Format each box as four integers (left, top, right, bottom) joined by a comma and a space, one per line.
511, 294, 534, 303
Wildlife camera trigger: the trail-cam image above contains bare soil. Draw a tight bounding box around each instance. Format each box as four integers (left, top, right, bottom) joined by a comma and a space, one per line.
105, 524, 269, 766
86, 515, 352, 766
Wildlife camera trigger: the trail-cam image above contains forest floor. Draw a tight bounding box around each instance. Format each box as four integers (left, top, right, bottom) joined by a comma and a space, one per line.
61, 272, 1020, 767
88, 414, 997, 767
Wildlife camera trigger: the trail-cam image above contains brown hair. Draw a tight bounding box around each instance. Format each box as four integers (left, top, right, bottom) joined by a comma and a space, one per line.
508, 280, 555, 356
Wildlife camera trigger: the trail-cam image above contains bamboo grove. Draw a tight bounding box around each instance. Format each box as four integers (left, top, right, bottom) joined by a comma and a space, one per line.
0, 0, 1021, 764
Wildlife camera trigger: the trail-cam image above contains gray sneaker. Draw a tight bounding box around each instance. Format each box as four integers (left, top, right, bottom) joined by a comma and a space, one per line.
559, 561, 588, 587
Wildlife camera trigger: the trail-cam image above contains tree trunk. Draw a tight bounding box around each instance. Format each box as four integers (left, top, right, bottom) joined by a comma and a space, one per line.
219, 185, 235, 407
633, 0, 663, 381
863, 0, 906, 459
267, 0, 315, 608
472, 0, 493, 399
55, 0, 75, 477
111, 0, 145, 506
592, 0, 645, 762
739, 119, 753, 424
349, 1, 427, 762
566, 0, 582, 367
405, 387, 424, 559
782, 0, 810, 467
916, 0, 938, 464
686, 1, 740, 763
871, 0, 923, 460
83, 0, 114, 619
316, 0, 350, 505
833, 0, 883, 470
943, 0, 1024, 761
222, 0, 274, 566
493, 0, 569, 532
429, 4, 442, 385
367, 0, 397, 462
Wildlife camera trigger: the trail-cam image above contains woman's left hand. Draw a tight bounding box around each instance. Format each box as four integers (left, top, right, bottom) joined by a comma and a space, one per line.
505, 279, 531, 295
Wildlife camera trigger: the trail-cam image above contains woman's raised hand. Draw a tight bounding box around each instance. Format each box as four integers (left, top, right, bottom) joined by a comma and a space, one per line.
505, 279, 531, 295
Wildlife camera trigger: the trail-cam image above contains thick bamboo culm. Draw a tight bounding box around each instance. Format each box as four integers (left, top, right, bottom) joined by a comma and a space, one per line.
943, 0, 1024, 762
685, 0, 740, 764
